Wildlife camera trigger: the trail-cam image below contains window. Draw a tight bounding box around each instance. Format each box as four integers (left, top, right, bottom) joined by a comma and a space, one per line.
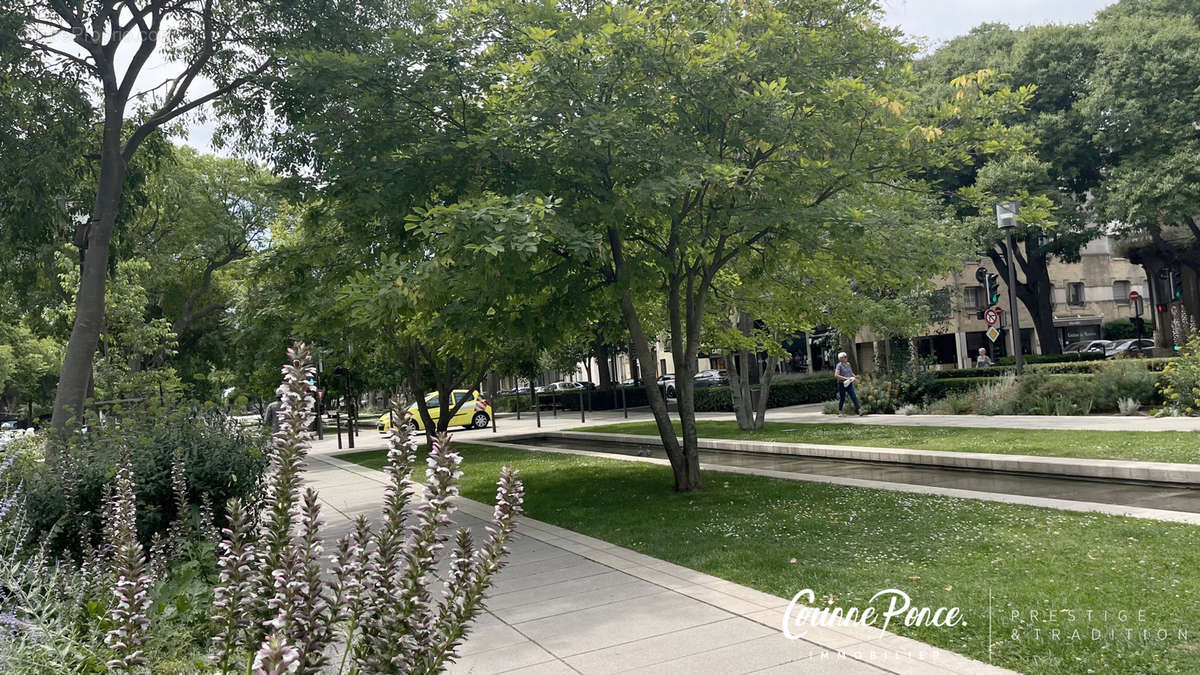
1067, 283, 1086, 307
964, 286, 983, 312
453, 391, 470, 405
1113, 280, 1131, 303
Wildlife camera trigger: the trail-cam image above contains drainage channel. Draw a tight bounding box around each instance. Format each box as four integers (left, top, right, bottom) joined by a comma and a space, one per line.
495, 435, 1200, 516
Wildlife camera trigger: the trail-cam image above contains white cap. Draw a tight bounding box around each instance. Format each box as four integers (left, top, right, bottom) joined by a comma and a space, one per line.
837, 352, 848, 359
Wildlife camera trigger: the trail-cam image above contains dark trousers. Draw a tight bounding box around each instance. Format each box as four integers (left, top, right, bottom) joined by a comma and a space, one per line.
839, 382, 859, 411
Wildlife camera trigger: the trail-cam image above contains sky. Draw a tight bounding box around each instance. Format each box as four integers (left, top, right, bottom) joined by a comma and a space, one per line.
881, 0, 1115, 50
183, 0, 1118, 154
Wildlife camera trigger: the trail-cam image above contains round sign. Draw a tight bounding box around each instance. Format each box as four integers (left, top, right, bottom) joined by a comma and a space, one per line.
1129, 290, 1140, 302
984, 307, 1001, 327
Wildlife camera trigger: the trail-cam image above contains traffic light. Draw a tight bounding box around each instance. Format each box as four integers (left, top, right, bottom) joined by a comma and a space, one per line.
1171, 269, 1184, 300
986, 273, 1001, 306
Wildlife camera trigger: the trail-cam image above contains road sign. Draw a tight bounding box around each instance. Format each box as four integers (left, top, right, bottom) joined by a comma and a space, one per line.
1130, 290, 1144, 318
983, 307, 1001, 327
986, 326, 1001, 342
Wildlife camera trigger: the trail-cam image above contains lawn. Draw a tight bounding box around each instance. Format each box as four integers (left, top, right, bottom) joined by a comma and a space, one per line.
337, 443, 1200, 675
572, 420, 1200, 464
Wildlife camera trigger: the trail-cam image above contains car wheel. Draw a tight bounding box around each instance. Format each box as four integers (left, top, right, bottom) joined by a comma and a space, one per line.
666, 385, 675, 398
471, 412, 490, 429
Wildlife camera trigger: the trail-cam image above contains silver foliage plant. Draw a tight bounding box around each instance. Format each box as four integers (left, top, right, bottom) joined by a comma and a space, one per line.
206, 342, 526, 673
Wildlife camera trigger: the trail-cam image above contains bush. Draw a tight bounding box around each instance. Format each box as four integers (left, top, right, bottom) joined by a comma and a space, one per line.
0, 343, 526, 673
968, 373, 1019, 415
18, 405, 269, 554
1158, 333, 1200, 414
1091, 361, 1158, 411
692, 376, 837, 412
1103, 318, 1154, 340
933, 357, 1175, 379
995, 351, 1105, 365
928, 392, 973, 415
1012, 373, 1095, 415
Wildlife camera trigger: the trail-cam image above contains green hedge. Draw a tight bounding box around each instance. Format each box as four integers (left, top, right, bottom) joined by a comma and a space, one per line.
934, 357, 1175, 379
928, 372, 1165, 407
693, 376, 837, 412
995, 352, 1105, 365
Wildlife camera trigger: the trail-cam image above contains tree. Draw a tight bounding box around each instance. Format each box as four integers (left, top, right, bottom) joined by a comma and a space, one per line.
715, 186, 967, 430
920, 23, 1102, 354
459, 0, 1029, 490
1082, 1, 1200, 269
9, 0, 354, 434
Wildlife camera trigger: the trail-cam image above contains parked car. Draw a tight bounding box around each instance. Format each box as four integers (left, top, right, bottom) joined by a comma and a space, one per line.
657, 374, 677, 398
547, 381, 584, 392
693, 369, 729, 387
1064, 339, 1112, 354
377, 390, 492, 432
620, 377, 643, 387
1107, 338, 1155, 358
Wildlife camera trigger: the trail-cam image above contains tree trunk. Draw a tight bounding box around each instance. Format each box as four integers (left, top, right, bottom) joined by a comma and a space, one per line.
51, 116, 127, 439
727, 312, 755, 430
596, 344, 613, 390
754, 353, 778, 429
988, 243, 1061, 355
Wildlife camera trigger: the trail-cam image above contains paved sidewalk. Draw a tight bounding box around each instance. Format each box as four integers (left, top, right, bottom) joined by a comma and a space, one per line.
307, 440, 1013, 675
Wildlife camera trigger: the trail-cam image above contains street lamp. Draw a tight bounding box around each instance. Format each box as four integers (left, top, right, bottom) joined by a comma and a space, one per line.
996, 202, 1024, 374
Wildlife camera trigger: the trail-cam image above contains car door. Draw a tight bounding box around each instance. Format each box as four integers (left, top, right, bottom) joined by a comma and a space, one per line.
450, 391, 474, 425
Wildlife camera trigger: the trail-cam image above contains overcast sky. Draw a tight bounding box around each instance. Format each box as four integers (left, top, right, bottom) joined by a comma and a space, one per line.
881, 0, 1115, 50
184, 0, 1118, 153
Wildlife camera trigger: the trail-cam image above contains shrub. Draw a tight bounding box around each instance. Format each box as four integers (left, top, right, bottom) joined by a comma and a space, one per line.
1158, 333, 1200, 414
995, 351, 1105, 365
821, 400, 840, 415
692, 376, 837, 412
18, 405, 269, 554
1012, 373, 1095, 415
928, 393, 973, 415
0, 343, 526, 673
968, 373, 1019, 415
1091, 361, 1158, 411
1103, 318, 1154, 340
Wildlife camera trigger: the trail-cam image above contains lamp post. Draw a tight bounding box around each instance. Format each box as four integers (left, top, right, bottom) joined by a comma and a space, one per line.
996, 202, 1024, 374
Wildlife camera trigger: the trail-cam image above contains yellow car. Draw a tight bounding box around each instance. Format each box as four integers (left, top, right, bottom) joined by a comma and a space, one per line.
377, 390, 493, 432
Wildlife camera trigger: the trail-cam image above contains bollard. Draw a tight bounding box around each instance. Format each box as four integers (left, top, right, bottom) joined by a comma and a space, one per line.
580, 389, 585, 423
622, 386, 628, 418
536, 392, 541, 428
336, 412, 343, 450
552, 391, 558, 417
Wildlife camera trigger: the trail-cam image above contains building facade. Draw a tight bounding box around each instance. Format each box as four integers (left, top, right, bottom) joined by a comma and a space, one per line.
852, 236, 1150, 370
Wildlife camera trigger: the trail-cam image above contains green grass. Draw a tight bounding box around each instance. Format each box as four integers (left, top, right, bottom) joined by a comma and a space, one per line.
573, 420, 1200, 464
337, 443, 1200, 675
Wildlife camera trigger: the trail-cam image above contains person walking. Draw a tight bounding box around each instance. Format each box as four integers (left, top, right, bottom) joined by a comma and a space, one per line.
834, 351, 861, 415
975, 347, 994, 368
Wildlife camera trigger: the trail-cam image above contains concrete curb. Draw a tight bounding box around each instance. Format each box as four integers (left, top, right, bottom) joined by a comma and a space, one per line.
532, 430, 1200, 487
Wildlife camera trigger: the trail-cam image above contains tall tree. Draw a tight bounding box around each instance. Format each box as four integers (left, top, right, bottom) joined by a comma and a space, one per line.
8, 0, 357, 434
1083, 1, 1200, 272
919, 23, 1101, 354
449, 0, 1030, 490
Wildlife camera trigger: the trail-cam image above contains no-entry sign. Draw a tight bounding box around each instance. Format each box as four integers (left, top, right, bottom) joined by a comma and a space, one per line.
984, 306, 1001, 327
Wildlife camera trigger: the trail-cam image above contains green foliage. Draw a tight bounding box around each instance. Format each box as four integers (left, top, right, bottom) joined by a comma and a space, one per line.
1102, 318, 1154, 340
1158, 333, 1200, 414
18, 406, 268, 553
692, 376, 837, 413
995, 351, 1105, 365
1091, 361, 1158, 411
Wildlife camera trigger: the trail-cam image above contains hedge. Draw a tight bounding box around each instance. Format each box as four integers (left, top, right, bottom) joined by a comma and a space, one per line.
927, 372, 1165, 404
558, 386, 650, 411
693, 376, 838, 412
933, 357, 1175, 379
994, 352, 1105, 365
